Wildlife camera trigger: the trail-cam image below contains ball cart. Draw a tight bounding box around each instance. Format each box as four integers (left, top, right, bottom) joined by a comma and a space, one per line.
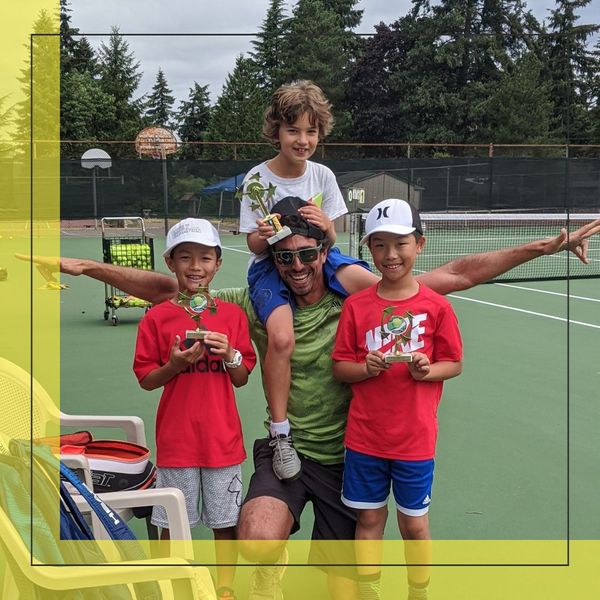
101, 217, 155, 325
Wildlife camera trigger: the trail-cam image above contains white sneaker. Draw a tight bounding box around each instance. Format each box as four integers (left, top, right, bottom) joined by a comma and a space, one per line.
247, 547, 288, 600
269, 434, 302, 481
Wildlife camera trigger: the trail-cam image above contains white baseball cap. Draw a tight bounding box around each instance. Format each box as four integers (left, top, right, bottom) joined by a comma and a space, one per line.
359, 199, 423, 245
163, 218, 222, 257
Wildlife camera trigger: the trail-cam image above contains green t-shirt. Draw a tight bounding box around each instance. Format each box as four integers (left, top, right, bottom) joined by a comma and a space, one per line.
214, 287, 350, 465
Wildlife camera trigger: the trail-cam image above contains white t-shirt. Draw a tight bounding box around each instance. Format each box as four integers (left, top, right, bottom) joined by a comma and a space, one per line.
239, 160, 347, 265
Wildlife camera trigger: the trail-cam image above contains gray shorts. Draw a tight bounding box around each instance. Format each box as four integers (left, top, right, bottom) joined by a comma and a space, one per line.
151, 464, 243, 530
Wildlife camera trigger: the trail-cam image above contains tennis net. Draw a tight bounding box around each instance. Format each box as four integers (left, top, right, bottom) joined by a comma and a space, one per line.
348, 212, 600, 282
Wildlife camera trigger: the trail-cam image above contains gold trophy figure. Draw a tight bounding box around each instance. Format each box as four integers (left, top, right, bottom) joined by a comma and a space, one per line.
178, 287, 217, 342
236, 172, 292, 245
381, 307, 414, 363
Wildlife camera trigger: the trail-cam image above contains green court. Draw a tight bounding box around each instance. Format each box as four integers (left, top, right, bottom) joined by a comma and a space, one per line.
54, 227, 599, 549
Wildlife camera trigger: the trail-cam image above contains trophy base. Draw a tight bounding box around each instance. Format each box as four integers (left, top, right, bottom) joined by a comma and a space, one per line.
186, 329, 207, 341
384, 353, 413, 363
266, 225, 293, 246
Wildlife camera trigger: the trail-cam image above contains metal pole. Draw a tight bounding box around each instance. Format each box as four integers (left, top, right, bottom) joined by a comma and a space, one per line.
92, 166, 98, 230
446, 167, 450, 210
162, 156, 169, 235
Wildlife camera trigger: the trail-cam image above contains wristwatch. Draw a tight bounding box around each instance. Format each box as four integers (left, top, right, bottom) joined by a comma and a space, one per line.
223, 349, 243, 369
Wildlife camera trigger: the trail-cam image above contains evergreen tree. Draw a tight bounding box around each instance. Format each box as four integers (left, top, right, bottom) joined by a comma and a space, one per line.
97, 27, 144, 154
69, 38, 97, 76
321, 0, 363, 29
176, 82, 212, 159
204, 56, 268, 160
278, 0, 359, 137
15, 10, 58, 157
97, 27, 142, 102
347, 20, 412, 143
0, 95, 14, 157
61, 71, 117, 142
60, 0, 79, 72
60, 0, 100, 157
144, 68, 175, 127
589, 39, 600, 143
59, 0, 97, 75
249, 0, 289, 91
543, 0, 599, 143
348, 1, 545, 145
472, 52, 553, 143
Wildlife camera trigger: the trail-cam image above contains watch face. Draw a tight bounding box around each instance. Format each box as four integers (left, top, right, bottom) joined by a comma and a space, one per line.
226, 350, 242, 367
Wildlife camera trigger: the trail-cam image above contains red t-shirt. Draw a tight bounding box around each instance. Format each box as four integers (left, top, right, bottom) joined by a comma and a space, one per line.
133, 298, 256, 468
332, 284, 462, 461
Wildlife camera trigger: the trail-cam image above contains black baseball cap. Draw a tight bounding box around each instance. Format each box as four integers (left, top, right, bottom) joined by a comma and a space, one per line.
271, 196, 325, 241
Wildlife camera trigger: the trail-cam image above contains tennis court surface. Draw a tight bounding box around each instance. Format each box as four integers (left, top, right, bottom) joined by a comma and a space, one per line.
54, 226, 599, 564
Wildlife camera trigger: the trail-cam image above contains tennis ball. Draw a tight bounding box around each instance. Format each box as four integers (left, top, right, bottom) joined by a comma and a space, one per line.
388, 315, 409, 335
189, 295, 208, 313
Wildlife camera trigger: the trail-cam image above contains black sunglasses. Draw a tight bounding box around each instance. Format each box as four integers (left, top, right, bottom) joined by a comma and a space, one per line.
272, 244, 323, 266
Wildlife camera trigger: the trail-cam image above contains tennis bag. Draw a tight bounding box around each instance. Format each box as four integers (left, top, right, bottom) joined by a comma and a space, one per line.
1, 440, 162, 600
59, 430, 157, 494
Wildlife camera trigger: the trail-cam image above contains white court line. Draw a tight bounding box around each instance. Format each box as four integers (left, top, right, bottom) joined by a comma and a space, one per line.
423, 251, 600, 264
495, 283, 600, 303
448, 294, 600, 330
222, 245, 251, 255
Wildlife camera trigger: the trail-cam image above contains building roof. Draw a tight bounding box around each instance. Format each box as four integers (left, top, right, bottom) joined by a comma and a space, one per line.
336, 170, 407, 188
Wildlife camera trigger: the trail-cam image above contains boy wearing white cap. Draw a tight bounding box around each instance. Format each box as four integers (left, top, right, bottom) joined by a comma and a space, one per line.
133, 218, 256, 600
332, 200, 463, 600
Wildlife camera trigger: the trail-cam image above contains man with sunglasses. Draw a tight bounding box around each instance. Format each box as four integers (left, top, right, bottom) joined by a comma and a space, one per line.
20, 207, 600, 600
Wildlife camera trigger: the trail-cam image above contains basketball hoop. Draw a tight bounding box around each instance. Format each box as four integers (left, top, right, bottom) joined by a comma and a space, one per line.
135, 126, 179, 235
135, 126, 178, 159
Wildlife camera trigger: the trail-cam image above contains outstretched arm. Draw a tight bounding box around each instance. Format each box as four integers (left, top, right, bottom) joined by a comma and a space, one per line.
416, 219, 600, 296
15, 255, 178, 304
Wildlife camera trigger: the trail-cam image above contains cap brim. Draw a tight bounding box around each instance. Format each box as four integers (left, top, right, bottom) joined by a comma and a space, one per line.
359, 224, 416, 245
162, 238, 220, 257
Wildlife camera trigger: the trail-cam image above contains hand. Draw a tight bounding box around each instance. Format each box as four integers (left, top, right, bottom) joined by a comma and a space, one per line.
168, 335, 205, 372
298, 201, 331, 234
408, 352, 431, 380
15, 254, 87, 277
543, 219, 600, 264
256, 217, 277, 240
365, 350, 389, 378
203, 331, 234, 362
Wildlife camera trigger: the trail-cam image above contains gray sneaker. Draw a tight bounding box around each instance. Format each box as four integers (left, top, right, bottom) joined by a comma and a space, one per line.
407, 585, 428, 600
269, 434, 302, 481
248, 547, 288, 600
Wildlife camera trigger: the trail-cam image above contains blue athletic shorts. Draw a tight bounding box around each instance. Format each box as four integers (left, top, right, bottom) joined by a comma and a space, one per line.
341, 447, 435, 516
248, 246, 370, 325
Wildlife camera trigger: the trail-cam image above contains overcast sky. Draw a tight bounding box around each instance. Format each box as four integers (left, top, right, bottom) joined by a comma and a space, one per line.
71, 0, 599, 107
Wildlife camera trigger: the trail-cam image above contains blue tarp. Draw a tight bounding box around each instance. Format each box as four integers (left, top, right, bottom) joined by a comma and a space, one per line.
202, 173, 247, 194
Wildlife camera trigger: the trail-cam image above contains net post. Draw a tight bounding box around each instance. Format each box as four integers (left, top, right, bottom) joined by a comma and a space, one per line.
348, 213, 362, 259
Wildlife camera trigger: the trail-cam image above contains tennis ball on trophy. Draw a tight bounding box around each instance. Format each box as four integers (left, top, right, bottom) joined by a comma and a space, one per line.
189, 294, 208, 314
388, 315, 409, 335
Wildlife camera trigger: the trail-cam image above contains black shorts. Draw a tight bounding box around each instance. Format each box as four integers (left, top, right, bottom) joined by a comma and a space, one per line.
244, 438, 358, 571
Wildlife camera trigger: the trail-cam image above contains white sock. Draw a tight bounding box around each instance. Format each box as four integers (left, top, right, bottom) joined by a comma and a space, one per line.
270, 419, 291, 437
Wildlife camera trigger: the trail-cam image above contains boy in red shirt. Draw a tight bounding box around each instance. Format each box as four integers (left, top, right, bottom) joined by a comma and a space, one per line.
333, 200, 463, 600
133, 218, 256, 600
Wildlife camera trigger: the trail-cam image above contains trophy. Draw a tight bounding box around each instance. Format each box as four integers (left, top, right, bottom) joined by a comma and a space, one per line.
236, 172, 292, 245
381, 307, 414, 363
178, 287, 217, 343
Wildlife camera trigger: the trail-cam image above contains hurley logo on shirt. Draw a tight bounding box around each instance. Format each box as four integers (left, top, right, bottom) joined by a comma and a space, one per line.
365, 312, 428, 354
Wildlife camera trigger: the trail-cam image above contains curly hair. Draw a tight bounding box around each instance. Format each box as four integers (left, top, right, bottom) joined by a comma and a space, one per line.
262, 80, 334, 145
